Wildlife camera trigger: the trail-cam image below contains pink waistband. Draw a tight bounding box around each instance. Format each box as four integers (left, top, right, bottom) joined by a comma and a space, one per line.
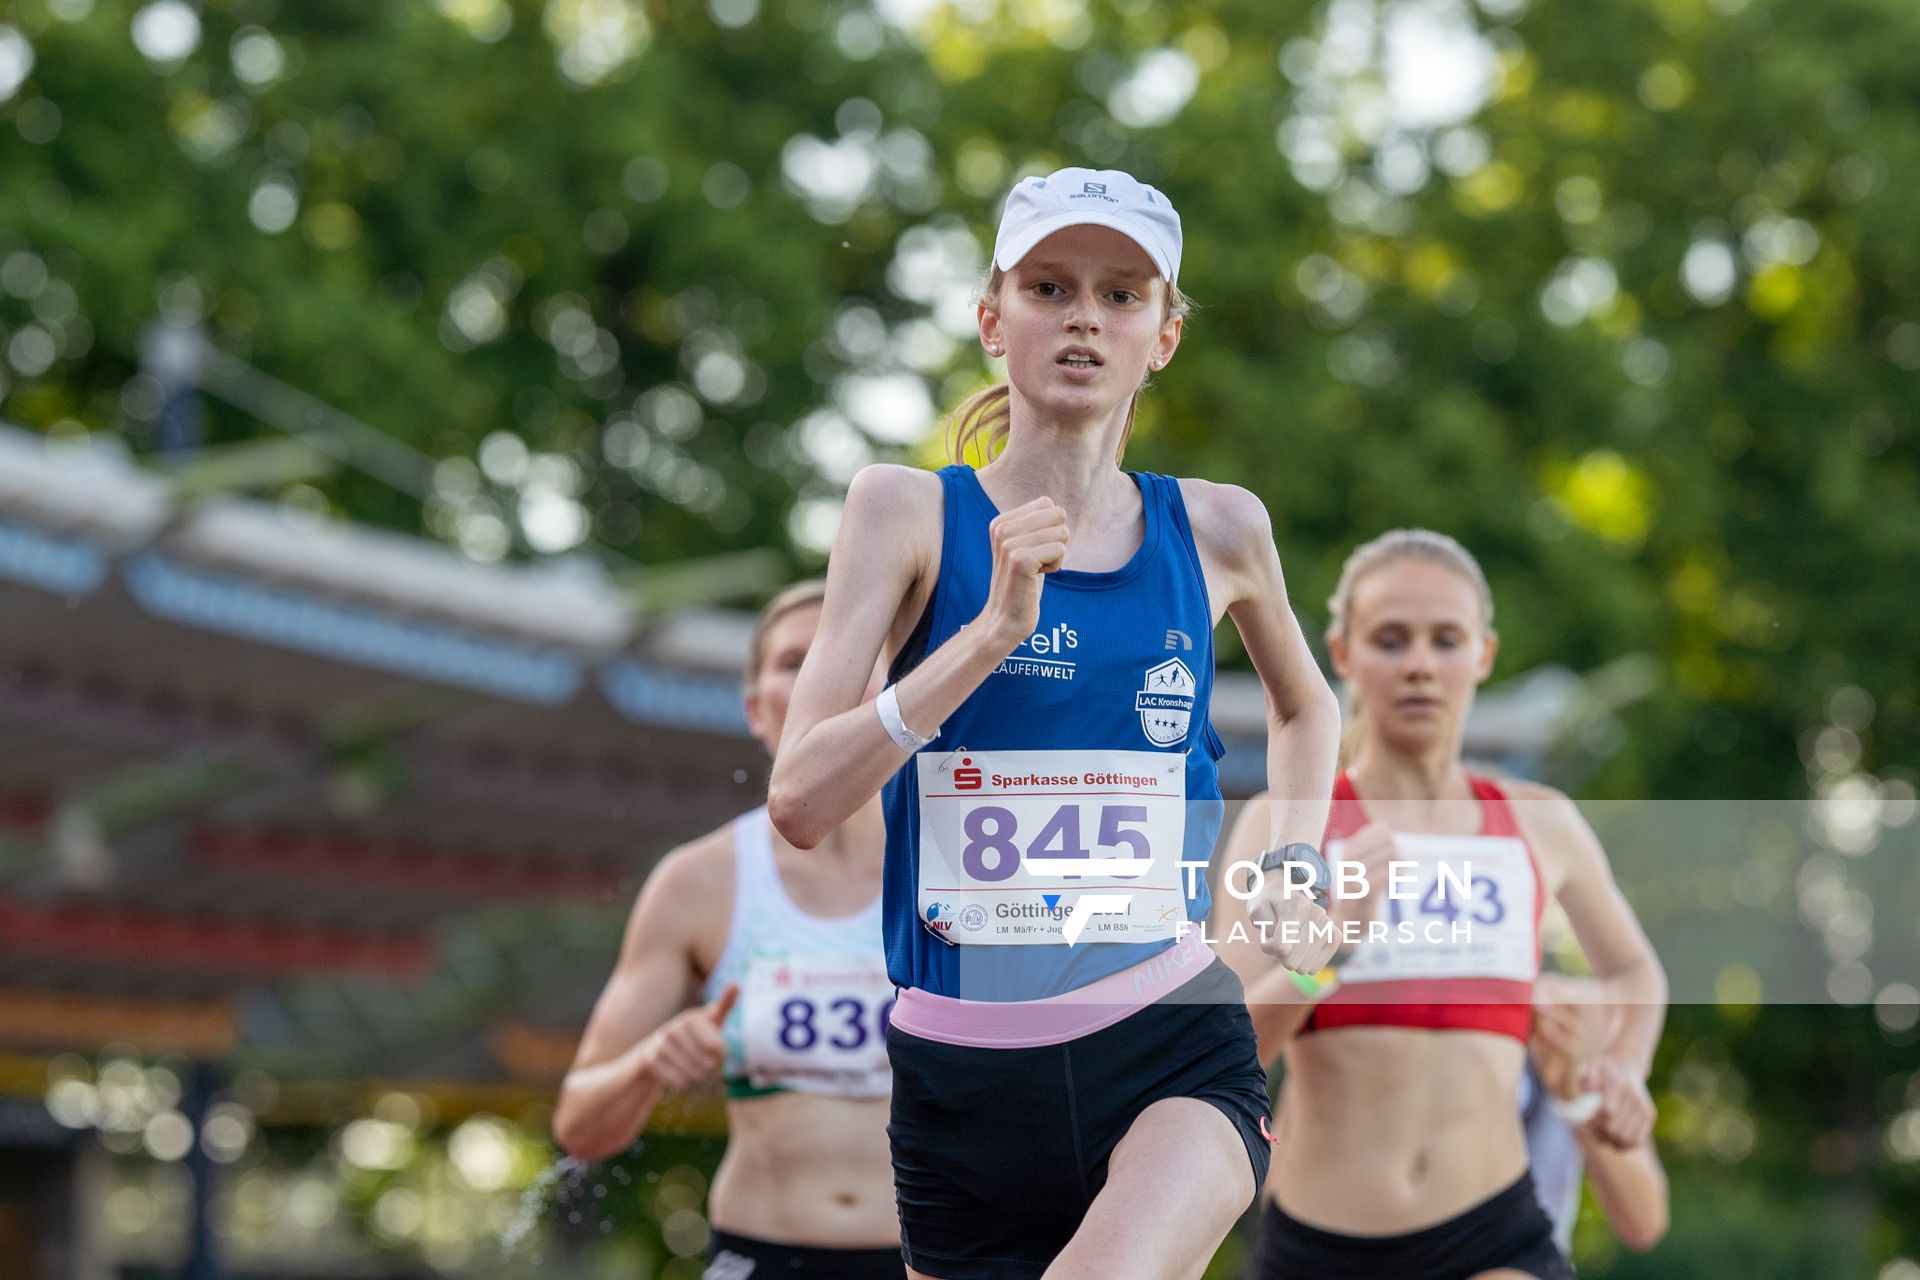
888, 932, 1217, 1049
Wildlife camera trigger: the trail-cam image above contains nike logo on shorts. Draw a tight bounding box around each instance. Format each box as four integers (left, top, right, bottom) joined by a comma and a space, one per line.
704, 1251, 756, 1280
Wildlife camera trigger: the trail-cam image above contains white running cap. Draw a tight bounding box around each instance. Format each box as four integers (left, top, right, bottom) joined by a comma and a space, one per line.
992, 167, 1183, 283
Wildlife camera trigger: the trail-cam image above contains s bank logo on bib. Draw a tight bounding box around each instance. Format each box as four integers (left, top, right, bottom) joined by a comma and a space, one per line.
1136, 658, 1195, 746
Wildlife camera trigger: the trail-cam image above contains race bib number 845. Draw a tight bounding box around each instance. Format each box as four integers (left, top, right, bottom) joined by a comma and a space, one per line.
916, 749, 1187, 946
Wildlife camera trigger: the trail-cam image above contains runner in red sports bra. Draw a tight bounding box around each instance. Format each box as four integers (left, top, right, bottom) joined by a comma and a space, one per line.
1299, 769, 1544, 1041
1211, 529, 1669, 1280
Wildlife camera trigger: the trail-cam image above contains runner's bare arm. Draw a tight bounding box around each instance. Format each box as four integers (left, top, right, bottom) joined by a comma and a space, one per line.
1578, 1128, 1671, 1251
1532, 972, 1670, 1246
1211, 796, 1276, 987
1185, 480, 1341, 966
770, 464, 1063, 848
1521, 783, 1668, 1148
553, 839, 724, 1160
1184, 480, 1340, 857
1213, 794, 1320, 1063
1521, 784, 1667, 1072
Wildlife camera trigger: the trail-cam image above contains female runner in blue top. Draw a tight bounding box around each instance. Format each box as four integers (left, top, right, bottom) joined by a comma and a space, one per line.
771, 168, 1340, 1280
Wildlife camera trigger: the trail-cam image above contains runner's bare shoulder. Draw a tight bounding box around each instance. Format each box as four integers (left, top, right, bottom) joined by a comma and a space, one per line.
1494, 777, 1580, 836
629, 822, 737, 954
838, 463, 947, 625
1174, 478, 1275, 560
1494, 778, 1595, 888
842, 463, 944, 549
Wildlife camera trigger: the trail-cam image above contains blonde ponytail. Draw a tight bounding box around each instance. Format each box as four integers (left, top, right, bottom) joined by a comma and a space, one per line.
944, 383, 1140, 466
945, 383, 1013, 467
1337, 698, 1368, 771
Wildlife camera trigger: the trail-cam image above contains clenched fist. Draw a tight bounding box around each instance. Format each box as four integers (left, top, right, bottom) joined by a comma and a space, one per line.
979, 497, 1070, 649
1249, 879, 1339, 973
639, 983, 737, 1091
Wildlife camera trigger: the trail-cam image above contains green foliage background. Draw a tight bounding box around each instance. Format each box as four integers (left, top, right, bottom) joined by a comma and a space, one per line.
3, 0, 1917, 1274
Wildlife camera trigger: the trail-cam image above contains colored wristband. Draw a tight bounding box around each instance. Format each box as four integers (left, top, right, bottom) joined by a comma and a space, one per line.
1288, 968, 1338, 1000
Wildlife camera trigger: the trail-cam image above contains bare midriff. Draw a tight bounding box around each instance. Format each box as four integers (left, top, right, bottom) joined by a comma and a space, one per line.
1268, 1025, 1529, 1234
708, 1091, 898, 1248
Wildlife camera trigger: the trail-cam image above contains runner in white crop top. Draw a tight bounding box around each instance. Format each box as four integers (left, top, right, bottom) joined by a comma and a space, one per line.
554, 582, 902, 1277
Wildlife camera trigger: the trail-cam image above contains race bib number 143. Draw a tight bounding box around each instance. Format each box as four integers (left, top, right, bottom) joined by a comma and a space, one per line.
1328, 833, 1538, 984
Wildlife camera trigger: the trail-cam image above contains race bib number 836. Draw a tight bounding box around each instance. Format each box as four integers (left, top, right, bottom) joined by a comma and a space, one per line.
740, 955, 894, 1098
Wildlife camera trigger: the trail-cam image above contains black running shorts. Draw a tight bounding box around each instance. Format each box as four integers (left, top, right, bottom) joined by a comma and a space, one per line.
704, 1228, 904, 1279
886, 958, 1270, 1279
1253, 1171, 1576, 1280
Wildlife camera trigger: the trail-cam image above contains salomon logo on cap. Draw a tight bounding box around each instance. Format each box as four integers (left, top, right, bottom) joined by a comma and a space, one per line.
993, 166, 1183, 281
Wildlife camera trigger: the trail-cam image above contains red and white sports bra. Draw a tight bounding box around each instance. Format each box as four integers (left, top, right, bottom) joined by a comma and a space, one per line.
1301, 771, 1544, 1042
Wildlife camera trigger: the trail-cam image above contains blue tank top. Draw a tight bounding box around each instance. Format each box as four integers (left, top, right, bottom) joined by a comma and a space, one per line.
881, 465, 1226, 1001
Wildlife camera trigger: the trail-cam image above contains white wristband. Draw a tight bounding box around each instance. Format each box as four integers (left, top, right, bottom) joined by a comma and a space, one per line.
1550, 1091, 1603, 1125
876, 684, 938, 752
